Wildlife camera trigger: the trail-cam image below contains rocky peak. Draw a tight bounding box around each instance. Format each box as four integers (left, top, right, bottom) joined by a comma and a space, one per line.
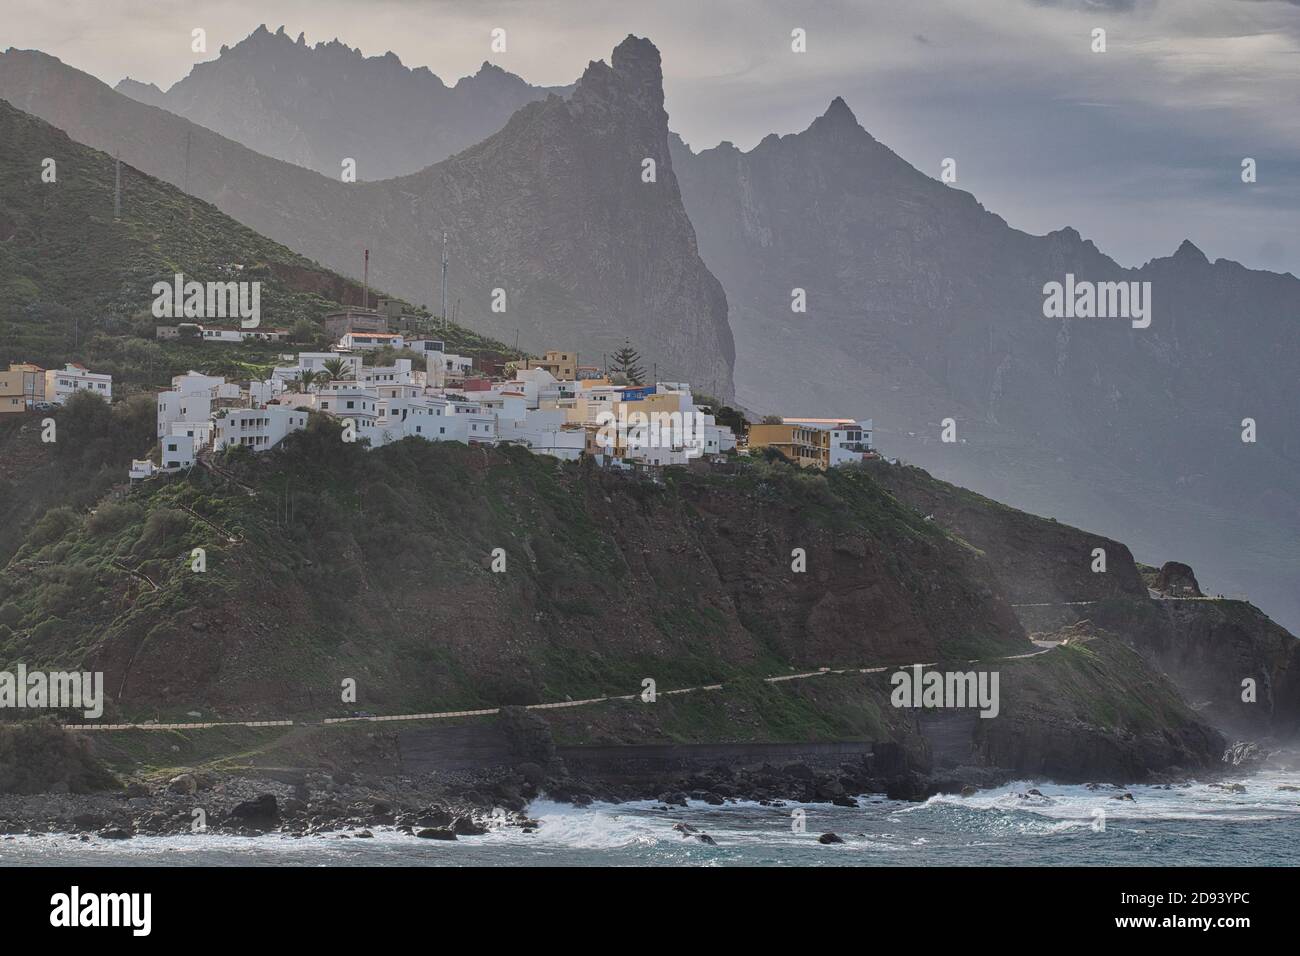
574, 35, 664, 116
822, 95, 858, 125
1171, 238, 1209, 266
115, 76, 166, 107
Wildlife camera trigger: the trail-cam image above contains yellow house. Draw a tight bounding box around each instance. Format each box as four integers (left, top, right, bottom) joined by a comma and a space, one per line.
747, 421, 831, 469
519, 350, 578, 381
0, 363, 45, 415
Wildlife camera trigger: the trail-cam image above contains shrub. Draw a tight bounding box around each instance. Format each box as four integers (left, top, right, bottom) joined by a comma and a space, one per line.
86, 501, 141, 536
0, 720, 117, 794
131, 507, 193, 559
26, 507, 79, 550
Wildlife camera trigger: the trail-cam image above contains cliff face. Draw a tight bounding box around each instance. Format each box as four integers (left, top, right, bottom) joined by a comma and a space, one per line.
1087, 599, 1300, 739
866, 460, 1300, 741
670, 102, 1300, 633
114, 25, 570, 180
0, 434, 1025, 718
0, 414, 1239, 780
0, 38, 734, 395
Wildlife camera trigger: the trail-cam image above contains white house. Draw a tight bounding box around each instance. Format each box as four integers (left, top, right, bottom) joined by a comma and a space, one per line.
159, 434, 196, 472
405, 339, 445, 355
155, 372, 240, 439
212, 405, 310, 453
495, 402, 586, 461
337, 331, 405, 351
271, 353, 363, 386
359, 359, 423, 387
426, 350, 474, 387
199, 327, 289, 343
44, 364, 112, 405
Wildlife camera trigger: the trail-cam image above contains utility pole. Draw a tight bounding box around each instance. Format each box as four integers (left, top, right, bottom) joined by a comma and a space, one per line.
440, 232, 449, 325
113, 152, 121, 220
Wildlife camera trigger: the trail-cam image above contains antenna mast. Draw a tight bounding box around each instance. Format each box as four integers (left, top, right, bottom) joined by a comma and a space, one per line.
440, 232, 449, 325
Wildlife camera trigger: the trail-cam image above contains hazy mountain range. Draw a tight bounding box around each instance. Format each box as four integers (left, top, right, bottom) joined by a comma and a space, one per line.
114, 24, 570, 180
668, 102, 1300, 632
0, 28, 1296, 628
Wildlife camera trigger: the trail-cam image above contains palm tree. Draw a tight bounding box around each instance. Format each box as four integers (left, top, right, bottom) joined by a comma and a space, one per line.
322, 358, 353, 382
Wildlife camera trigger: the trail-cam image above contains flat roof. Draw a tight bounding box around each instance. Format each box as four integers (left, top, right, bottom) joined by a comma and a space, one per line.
783, 418, 860, 425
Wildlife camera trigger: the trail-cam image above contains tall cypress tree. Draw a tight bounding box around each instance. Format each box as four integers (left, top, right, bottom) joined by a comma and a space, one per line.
609, 339, 646, 385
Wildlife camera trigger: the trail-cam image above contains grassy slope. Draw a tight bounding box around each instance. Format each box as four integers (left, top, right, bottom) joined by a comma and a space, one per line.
0, 430, 1030, 722
0, 98, 517, 390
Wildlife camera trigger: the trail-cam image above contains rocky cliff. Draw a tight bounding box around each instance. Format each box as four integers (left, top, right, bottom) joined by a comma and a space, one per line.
866, 460, 1300, 741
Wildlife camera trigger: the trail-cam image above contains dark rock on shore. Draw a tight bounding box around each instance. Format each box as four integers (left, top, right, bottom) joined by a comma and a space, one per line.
229, 794, 278, 825
416, 828, 457, 840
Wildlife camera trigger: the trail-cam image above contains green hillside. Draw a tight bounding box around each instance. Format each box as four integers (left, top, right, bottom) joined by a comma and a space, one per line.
0, 421, 1028, 721
0, 97, 515, 389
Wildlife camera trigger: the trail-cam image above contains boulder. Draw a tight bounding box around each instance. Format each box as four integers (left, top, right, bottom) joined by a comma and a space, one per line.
1156, 561, 1203, 597
415, 828, 457, 840
167, 773, 198, 794
229, 794, 278, 824
451, 816, 487, 836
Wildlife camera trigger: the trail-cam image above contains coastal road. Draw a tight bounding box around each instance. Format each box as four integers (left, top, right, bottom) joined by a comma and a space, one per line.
61, 640, 1061, 734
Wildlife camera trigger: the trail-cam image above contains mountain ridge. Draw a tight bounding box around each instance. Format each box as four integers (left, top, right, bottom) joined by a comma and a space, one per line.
0, 37, 735, 395
113, 23, 572, 179
668, 94, 1300, 631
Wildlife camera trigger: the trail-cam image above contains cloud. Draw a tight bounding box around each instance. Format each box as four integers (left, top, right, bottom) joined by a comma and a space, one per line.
1030, 0, 1144, 10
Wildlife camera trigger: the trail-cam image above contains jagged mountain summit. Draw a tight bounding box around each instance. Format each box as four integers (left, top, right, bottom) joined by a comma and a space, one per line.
0, 36, 734, 395
115, 24, 572, 180
669, 97, 1300, 631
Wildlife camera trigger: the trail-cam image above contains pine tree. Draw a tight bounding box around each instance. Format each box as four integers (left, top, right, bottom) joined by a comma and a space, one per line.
609, 340, 646, 385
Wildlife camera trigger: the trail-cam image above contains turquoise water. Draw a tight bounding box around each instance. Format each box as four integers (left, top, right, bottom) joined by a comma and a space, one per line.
4, 772, 1297, 866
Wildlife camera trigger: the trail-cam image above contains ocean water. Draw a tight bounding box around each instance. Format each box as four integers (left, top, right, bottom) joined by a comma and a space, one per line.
4, 771, 1297, 866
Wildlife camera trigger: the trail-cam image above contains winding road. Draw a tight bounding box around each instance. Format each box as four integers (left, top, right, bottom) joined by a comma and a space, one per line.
61, 640, 1061, 733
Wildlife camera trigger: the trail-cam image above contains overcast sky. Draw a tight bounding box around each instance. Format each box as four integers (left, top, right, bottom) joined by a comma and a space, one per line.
6, 0, 1298, 273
